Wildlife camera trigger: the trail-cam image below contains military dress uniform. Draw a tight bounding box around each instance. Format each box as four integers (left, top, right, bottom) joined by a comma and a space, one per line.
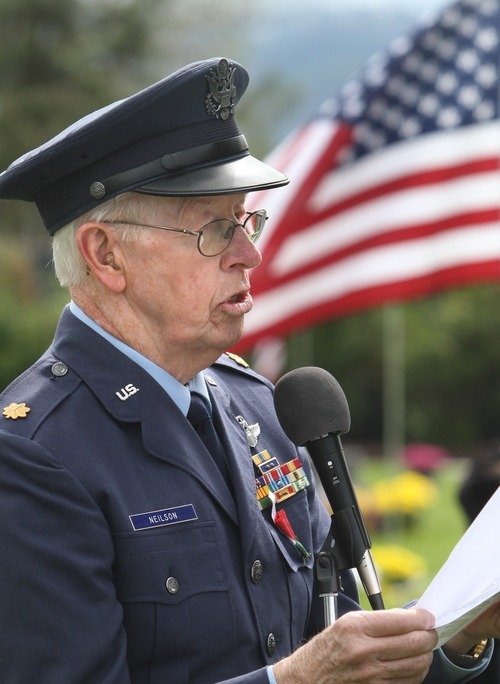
1, 308, 492, 683
0, 306, 361, 683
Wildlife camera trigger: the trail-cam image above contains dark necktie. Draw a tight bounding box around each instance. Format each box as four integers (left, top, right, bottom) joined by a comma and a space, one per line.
187, 393, 230, 482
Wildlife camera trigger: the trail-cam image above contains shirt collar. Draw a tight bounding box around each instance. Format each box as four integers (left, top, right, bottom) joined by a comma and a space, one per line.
69, 301, 209, 415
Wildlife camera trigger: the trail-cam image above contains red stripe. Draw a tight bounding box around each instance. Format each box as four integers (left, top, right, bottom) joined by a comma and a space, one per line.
237, 116, 500, 351
236, 261, 500, 353
308, 157, 500, 224
252, 209, 500, 291
261, 123, 352, 263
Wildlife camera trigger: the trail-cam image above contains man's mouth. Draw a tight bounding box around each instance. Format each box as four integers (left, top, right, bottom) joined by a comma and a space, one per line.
228, 292, 246, 303
221, 290, 253, 314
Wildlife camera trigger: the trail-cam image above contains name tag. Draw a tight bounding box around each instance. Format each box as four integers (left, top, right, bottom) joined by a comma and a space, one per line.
129, 504, 198, 531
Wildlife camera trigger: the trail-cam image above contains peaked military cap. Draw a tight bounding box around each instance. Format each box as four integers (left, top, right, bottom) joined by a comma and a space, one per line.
0, 57, 289, 234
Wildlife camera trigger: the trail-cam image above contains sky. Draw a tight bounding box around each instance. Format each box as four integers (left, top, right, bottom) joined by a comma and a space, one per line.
243, 0, 459, 147
263, 0, 455, 24
285, 0, 451, 10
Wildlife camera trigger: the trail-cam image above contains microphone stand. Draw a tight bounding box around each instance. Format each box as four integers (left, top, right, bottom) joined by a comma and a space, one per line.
315, 513, 385, 627
315, 527, 341, 626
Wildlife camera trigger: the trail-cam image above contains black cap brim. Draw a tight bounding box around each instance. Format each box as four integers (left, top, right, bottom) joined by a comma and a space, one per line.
137, 154, 288, 197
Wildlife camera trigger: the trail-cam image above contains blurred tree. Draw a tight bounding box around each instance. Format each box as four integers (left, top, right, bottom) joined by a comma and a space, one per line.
404, 284, 500, 449
0, 0, 172, 390
0, 0, 166, 235
0, 238, 69, 386
0, 0, 273, 390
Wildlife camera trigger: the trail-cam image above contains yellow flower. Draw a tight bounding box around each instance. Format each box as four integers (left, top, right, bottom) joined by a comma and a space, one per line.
371, 470, 437, 517
372, 544, 426, 584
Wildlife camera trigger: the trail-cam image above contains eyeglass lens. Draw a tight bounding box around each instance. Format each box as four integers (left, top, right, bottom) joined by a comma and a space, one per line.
198, 211, 266, 256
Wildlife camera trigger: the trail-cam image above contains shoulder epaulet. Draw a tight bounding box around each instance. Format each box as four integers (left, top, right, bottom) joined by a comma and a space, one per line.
225, 351, 250, 368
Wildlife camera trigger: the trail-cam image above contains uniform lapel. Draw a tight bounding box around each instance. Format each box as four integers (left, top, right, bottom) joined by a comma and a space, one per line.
51, 308, 238, 522
205, 373, 261, 552
140, 405, 238, 522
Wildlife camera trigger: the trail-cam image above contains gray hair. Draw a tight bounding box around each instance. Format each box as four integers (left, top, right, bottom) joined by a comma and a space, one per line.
52, 192, 164, 288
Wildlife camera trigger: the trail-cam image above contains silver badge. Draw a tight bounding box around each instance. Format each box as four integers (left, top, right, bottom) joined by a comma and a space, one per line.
236, 415, 260, 448
205, 59, 236, 120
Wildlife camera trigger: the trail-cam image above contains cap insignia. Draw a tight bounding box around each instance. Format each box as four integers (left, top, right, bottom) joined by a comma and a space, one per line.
205, 58, 236, 120
3, 402, 31, 420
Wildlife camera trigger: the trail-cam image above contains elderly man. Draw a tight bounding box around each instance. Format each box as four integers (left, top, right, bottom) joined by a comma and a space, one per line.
0, 57, 497, 684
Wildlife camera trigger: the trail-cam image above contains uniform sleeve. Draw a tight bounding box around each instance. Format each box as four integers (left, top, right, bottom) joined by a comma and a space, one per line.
426, 643, 494, 683
0, 431, 131, 683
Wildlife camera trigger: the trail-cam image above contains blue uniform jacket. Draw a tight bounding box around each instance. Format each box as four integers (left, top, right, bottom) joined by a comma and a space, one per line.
0, 308, 487, 683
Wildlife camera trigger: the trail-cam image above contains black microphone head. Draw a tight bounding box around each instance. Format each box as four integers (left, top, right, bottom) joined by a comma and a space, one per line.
274, 366, 351, 446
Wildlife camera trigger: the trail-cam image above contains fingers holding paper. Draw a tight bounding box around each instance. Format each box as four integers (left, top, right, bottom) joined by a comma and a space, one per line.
273, 607, 437, 684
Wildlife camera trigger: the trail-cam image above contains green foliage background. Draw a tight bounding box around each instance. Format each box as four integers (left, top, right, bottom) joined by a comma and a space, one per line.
287, 284, 500, 451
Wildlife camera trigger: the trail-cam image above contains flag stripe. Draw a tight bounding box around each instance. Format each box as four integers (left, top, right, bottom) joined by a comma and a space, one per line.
311, 119, 500, 211
270, 169, 500, 278
243, 224, 500, 344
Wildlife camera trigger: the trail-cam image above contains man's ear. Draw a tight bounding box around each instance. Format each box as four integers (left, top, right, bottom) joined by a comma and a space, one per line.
76, 222, 126, 293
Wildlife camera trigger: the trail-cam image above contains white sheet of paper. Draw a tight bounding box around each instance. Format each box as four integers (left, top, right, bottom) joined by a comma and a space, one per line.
415, 485, 500, 648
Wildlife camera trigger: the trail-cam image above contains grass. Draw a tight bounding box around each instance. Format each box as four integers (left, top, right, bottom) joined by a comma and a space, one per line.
352, 457, 470, 610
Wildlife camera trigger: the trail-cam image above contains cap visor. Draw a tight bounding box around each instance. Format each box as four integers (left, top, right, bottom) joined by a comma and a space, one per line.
136, 154, 289, 196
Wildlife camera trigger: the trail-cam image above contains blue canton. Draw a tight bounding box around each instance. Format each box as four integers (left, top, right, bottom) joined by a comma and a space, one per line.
321, 0, 500, 160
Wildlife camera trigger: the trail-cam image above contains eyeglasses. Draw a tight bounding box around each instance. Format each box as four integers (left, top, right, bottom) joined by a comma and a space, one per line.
106, 209, 268, 257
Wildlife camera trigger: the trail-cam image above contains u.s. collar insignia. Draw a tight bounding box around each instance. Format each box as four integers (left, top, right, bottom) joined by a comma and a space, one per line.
205, 58, 236, 120
3, 402, 31, 419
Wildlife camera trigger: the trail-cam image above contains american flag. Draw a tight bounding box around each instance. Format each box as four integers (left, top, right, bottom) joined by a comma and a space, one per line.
235, 0, 500, 354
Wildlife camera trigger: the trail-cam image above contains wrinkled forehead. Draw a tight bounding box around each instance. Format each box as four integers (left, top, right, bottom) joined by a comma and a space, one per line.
144, 192, 248, 225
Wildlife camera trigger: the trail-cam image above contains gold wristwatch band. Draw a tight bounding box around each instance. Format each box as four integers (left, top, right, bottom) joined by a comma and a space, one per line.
442, 639, 489, 668
470, 639, 489, 659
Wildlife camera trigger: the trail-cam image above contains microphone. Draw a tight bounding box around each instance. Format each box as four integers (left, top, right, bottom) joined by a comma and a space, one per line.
274, 366, 384, 611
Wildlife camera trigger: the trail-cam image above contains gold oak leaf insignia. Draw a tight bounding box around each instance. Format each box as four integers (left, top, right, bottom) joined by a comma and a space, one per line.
225, 352, 249, 368
3, 402, 31, 419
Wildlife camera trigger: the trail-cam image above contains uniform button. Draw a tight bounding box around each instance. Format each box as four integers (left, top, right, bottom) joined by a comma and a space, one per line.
251, 559, 263, 584
51, 361, 68, 377
266, 632, 276, 656
165, 576, 179, 594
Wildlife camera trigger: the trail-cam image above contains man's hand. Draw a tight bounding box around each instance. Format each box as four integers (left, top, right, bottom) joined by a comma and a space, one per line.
445, 598, 500, 654
273, 608, 437, 684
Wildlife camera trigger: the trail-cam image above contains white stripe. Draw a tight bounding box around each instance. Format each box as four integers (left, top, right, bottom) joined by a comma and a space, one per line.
312, 120, 500, 210
245, 224, 500, 336
248, 120, 340, 251
271, 170, 500, 277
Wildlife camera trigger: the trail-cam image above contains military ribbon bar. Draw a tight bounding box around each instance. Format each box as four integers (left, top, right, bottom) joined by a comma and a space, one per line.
253, 449, 310, 510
